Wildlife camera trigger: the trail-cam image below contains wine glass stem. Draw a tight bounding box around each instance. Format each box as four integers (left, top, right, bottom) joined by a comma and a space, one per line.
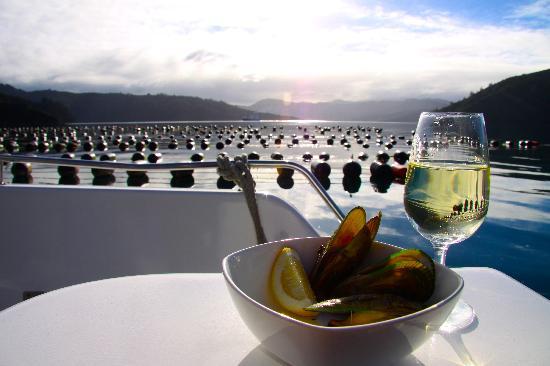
433, 244, 449, 266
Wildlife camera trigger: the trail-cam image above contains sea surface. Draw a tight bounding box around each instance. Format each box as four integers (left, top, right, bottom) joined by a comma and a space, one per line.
4, 120, 549, 298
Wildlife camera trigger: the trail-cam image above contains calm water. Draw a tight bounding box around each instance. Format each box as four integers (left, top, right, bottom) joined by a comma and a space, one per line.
4, 121, 549, 298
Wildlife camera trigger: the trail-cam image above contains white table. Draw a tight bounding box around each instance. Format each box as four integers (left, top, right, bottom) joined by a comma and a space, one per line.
0, 269, 548, 366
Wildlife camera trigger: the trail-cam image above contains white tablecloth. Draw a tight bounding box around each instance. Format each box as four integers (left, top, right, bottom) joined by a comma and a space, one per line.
0, 268, 548, 365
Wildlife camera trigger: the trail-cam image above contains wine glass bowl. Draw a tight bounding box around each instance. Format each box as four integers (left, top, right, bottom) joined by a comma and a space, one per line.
404, 112, 490, 332
404, 112, 490, 264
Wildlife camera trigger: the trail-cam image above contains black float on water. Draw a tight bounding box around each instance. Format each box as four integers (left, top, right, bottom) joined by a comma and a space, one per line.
53, 142, 66, 153
135, 141, 146, 152
311, 160, 331, 179
190, 153, 204, 162
118, 142, 129, 151
59, 174, 80, 185
302, 152, 313, 162
271, 152, 293, 177
58, 153, 79, 176
148, 141, 159, 151
66, 141, 79, 152
93, 174, 116, 186
96, 141, 108, 151
217, 176, 236, 189
171, 174, 194, 188
83, 141, 94, 152
11, 162, 32, 182
127, 160, 149, 186
81, 152, 96, 161
319, 152, 330, 161
168, 140, 179, 149
375, 151, 390, 164
38, 142, 50, 153
92, 153, 117, 178
25, 141, 38, 153
277, 175, 294, 189
391, 150, 409, 182
343, 160, 361, 177
147, 152, 162, 163
131, 152, 146, 162
370, 150, 394, 193
343, 175, 361, 195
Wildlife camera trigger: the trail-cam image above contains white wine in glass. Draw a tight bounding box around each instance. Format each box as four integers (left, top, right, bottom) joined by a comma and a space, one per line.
404, 112, 490, 330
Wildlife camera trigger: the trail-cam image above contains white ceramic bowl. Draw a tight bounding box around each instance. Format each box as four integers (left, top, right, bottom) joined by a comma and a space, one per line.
222, 237, 463, 365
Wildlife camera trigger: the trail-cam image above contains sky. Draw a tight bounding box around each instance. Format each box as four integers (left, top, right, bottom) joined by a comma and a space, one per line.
0, 0, 549, 105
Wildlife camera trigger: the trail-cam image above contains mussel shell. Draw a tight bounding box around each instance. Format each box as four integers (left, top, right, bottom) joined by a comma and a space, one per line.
332, 259, 435, 302
305, 293, 422, 314
309, 207, 366, 289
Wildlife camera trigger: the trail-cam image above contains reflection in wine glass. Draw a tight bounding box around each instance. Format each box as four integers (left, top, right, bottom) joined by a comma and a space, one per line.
404, 112, 490, 331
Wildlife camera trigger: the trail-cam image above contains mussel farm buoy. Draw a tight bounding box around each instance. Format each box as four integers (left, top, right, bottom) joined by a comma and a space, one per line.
92, 153, 116, 177
311, 161, 331, 179
131, 152, 145, 161
393, 150, 409, 165
343, 160, 361, 177
190, 153, 204, 162
248, 151, 260, 160
217, 176, 236, 189
319, 152, 330, 161
81, 152, 96, 160
11, 162, 32, 177
147, 152, 162, 163
118, 141, 129, 151
376, 151, 390, 164
58, 153, 79, 176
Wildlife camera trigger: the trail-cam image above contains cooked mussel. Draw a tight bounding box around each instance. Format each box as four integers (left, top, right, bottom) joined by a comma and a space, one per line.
331, 255, 435, 302
310, 210, 382, 299
356, 249, 434, 278
305, 293, 423, 326
310, 207, 366, 283
328, 309, 416, 326
305, 293, 422, 314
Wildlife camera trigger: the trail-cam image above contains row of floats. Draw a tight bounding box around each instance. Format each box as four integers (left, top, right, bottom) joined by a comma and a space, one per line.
5, 149, 409, 194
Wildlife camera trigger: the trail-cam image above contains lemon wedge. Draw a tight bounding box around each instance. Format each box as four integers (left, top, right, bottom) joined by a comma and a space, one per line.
270, 247, 318, 317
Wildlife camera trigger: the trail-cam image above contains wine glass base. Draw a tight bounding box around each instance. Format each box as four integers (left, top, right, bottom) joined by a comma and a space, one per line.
439, 299, 476, 333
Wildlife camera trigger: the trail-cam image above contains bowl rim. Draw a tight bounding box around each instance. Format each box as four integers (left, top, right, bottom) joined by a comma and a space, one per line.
222, 236, 464, 331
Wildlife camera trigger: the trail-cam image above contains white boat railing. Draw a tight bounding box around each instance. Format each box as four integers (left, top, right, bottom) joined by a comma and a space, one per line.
0, 154, 345, 221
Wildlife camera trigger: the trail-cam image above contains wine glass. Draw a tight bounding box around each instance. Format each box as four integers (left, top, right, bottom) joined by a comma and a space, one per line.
404, 112, 490, 331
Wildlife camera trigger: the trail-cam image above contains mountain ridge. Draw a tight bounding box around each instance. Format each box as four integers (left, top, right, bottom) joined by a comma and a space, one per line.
439, 69, 549, 140
0, 85, 291, 125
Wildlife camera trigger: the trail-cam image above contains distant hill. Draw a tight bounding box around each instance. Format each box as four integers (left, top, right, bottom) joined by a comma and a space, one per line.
0, 91, 70, 127
245, 98, 450, 122
439, 69, 550, 140
0, 84, 290, 124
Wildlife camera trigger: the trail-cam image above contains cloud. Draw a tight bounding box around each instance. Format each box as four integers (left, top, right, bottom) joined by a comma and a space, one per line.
184, 50, 226, 63
0, 0, 549, 104
510, 0, 550, 22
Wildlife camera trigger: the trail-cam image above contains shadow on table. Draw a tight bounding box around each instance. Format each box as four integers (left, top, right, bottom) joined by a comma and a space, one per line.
238, 344, 429, 366
239, 316, 479, 366
438, 315, 480, 366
